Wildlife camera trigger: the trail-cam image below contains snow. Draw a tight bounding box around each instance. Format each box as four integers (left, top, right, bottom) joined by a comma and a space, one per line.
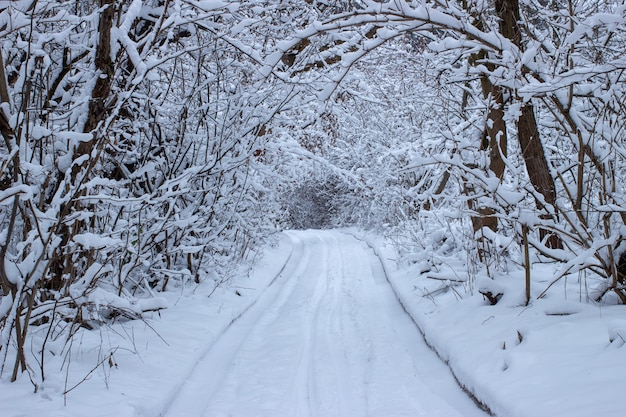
172, 231, 479, 417
4, 0, 626, 415
0, 184, 32, 205
2, 230, 625, 417
72, 233, 122, 250
368, 232, 626, 417
0, 234, 293, 417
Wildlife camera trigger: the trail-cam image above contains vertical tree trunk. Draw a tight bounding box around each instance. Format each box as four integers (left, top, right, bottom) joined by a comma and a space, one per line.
0, 50, 19, 298
77, 0, 116, 159
464, 6, 508, 257
0, 48, 14, 155
0, 48, 10, 105
470, 75, 508, 236
517, 105, 557, 207
484, 84, 507, 180
50, 0, 117, 292
496, 0, 561, 248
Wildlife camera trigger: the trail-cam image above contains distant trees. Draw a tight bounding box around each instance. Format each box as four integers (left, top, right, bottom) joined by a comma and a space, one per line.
257, 0, 626, 301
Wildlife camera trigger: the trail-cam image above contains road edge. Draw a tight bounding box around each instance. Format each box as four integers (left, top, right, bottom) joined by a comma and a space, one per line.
346, 230, 495, 416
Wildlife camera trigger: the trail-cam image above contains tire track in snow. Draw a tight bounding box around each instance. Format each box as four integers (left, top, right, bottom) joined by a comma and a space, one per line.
197, 231, 329, 416
292, 231, 330, 417
159, 234, 310, 417
334, 234, 369, 416
161, 230, 488, 417
351, 232, 492, 416
309, 232, 368, 417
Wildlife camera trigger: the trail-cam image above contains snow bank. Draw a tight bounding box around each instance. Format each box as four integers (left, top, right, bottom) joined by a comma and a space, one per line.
366, 232, 626, 417
0, 235, 293, 417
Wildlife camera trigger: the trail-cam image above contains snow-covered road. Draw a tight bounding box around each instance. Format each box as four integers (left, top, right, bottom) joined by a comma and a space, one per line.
162, 230, 488, 417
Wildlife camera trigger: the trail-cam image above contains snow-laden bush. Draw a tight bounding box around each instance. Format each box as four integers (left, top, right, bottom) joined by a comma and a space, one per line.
0, 0, 287, 385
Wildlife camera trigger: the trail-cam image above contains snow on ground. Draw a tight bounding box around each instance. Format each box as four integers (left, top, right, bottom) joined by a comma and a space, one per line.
163, 231, 484, 417
0, 235, 294, 417
2, 229, 623, 417
365, 232, 626, 417
1, 231, 486, 417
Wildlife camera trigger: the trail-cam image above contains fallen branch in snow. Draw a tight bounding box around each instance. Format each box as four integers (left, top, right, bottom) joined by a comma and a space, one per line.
426, 274, 466, 283
63, 347, 119, 398
478, 289, 503, 305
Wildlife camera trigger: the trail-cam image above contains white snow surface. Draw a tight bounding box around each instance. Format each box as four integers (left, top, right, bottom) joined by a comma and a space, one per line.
1, 229, 622, 416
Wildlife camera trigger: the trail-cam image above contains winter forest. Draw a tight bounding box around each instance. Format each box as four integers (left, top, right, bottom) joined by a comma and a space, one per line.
2, 0, 626, 415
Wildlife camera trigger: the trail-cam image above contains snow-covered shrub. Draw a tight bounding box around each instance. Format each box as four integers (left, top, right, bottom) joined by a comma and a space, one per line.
256, 0, 626, 303
0, 0, 287, 385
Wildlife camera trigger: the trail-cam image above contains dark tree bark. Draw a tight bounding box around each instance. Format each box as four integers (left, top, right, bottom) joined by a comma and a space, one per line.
0, 49, 18, 298
77, 0, 116, 159
470, 74, 508, 236
50, 0, 117, 292
496, 0, 561, 248
0, 48, 14, 156
464, 8, 508, 241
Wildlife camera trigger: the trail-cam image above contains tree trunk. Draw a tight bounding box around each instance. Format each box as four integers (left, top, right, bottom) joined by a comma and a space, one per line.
77, 0, 116, 159
0, 48, 14, 159
0, 49, 18, 298
497, 0, 562, 248
470, 75, 508, 236
517, 105, 556, 208
464, 8, 508, 259
50, 0, 117, 292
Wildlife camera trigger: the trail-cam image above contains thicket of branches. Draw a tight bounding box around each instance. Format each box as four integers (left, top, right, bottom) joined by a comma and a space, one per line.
261, 0, 626, 304
2, 0, 626, 386
0, 0, 290, 385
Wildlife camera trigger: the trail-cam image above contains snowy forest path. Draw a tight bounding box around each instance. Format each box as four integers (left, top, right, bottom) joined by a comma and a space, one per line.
161, 230, 488, 417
